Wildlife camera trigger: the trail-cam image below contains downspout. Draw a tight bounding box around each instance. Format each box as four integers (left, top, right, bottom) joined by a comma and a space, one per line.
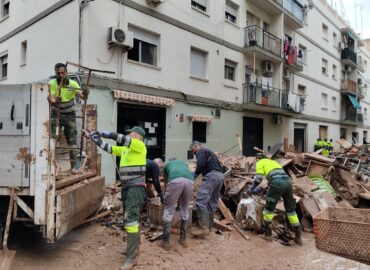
78, 1, 83, 66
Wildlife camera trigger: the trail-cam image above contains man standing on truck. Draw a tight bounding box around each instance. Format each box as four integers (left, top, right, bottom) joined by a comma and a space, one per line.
189, 141, 224, 238
48, 63, 89, 173
89, 126, 146, 270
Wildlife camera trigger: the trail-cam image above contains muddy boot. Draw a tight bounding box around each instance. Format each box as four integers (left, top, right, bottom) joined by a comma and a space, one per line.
260, 222, 273, 242
120, 232, 139, 270
179, 219, 188, 248
160, 222, 171, 251
209, 211, 215, 232
190, 209, 210, 238
293, 226, 303, 246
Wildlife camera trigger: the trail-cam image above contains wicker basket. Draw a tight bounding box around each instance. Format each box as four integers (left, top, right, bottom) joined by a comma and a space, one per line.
313, 207, 370, 263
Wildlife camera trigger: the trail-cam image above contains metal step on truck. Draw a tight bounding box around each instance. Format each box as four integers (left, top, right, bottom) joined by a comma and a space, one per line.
0, 81, 105, 268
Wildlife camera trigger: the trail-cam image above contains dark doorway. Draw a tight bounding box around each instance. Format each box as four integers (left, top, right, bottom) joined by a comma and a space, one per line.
294, 128, 305, 153
243, 117, 263, 156
117, 103, 166, 160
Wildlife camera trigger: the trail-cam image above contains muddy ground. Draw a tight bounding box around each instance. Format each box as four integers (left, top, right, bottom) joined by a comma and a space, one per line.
7, 222, 369, 270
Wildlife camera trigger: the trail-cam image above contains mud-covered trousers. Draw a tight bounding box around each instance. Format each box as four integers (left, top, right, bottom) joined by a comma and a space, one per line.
195, 171, 224, 212
263, 176, 300, 227
121, 186, 146, 233
162, 178, 194, 223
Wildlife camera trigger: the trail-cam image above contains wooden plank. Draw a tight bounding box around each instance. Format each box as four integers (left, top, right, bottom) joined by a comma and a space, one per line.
306, 160, 330, 177
275, 158, 293, 168
0, 250, 16, 270
217, 198, 234, 221
56, 170, 97, 189
304, 153, 335, 164
232, 224, 250, 240
214, 219, 233, 231
83, 210, 112, 224
227, 178, 250, 196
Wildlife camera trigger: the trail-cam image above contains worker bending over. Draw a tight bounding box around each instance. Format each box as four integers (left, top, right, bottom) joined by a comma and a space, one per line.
189, 141, 224, 237
90, 126, 147, 270
146, 158, 165, 203
248, 153, 302, 246
160, 159, 194, 250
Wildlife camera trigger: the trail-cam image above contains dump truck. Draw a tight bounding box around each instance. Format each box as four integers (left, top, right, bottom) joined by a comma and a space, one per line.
0, 83, 105, 257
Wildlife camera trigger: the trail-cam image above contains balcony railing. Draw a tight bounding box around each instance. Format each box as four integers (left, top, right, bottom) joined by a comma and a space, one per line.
244, 83, 281, 107
283, 40, 304, 70
245, 25, 282, 57
341, 48, 357, 64
341, 79, 357, 94
342, 109, 363, 124
283, 0, 304, 22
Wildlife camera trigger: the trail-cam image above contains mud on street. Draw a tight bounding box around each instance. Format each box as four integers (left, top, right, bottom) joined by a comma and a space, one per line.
10, 222, 369, 270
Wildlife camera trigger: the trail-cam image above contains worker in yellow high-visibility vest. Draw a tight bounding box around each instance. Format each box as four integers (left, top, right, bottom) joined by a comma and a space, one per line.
90, 126, 146, 270
248, 153, 302, 245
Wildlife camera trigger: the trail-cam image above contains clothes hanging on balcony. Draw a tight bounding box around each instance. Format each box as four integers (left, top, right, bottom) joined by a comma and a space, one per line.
347, 94, 361, 110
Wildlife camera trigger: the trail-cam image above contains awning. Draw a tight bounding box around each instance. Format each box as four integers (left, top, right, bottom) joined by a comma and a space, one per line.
347, 94, 361, 110
188, 114, 213, 122
113, 90, 175, 106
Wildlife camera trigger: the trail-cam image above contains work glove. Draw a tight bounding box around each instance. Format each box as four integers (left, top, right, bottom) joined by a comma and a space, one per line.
89, 132, 102, 145
99, 131, 111, 138
158, 192, 165, 205
253, 186, 263, 195
247, 182, 258, 196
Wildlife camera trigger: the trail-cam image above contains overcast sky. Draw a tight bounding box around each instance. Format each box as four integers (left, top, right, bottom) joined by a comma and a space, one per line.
330, 0, 370, 39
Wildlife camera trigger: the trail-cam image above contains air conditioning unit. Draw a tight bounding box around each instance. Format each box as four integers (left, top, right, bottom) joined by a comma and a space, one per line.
146, 0, 163, 5
262, 61, 273, 74
108, 27, 133, 50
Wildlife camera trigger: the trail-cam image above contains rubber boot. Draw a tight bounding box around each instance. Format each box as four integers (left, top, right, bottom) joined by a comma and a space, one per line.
260, 222, 273, 242
293, 226, 303, 246
160, 222, 171, 251
190, 209, 210, 238
209, 211, 215, 232
120, 232, 139, 270
179, 219, 188, 248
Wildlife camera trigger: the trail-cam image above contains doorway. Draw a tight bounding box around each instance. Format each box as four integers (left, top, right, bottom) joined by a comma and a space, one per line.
294, 123, 306, 153
117, 103, 166, 160
243, 117, 263, 156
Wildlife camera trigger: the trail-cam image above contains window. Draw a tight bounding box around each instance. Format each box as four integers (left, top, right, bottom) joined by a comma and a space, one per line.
298, 45, 307, 65
298, 84, 306, 95
322, 23, 328, 40
340, 128, 346, 139
225, 1, 238, 24
331, 96, 337, 111
319, 125, 328, 140
224, 59, 236, 81
0, 52, 7, 79
332, 32, 337, 46
128, 26, 158, 66
321, 93, 328, 109
20, 40, 27, 65
364, 108, 368, 120
332, 64, 337, 80
192, 121, 207, 143
2, 0, 9, 18
191, 0, 207, 13
322, 58, 328, 75
190, 47, 207, 79
365, 60, 368, 71
246, 11, 259, 27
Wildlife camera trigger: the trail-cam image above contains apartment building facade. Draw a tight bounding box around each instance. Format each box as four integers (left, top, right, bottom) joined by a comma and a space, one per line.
0, 0, 369, 183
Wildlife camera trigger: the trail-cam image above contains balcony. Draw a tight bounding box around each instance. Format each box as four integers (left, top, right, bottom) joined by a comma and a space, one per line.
341, 79, 357, 95
341, 47, 357, 67
244, 25, 282, 63
341, 109, 364, 126
283, 43, 304, 72
283, 0, 305, 29
244, 83, 281, 107
248, 0, 283, 15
